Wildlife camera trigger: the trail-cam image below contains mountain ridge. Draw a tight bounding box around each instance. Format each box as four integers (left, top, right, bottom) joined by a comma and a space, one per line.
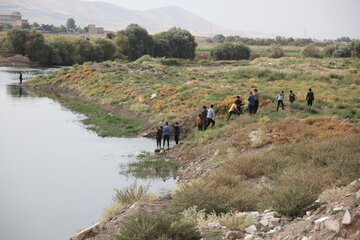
0, 0, 272, 37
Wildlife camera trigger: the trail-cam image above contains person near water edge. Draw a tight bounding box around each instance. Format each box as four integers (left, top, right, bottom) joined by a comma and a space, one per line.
156, 126, 163, 149
173, 122, 180, 145
163, 122, 171, 148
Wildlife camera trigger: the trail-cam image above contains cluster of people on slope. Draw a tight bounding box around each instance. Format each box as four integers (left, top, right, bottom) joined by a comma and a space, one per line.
156, 122, 180, 149
155, 88, 315, 149
196, 104, 216, 131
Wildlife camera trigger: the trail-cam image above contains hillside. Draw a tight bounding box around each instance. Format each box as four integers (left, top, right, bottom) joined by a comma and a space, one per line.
0, 0, 268, 37
24, 56, 360, 240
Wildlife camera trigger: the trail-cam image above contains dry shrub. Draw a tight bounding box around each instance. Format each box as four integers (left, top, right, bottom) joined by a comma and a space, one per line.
102, 201, 124, 221
113, 182, 155, 206
219, 212, 255, 230
207, 168, 246, 188
223, 154, 274, 179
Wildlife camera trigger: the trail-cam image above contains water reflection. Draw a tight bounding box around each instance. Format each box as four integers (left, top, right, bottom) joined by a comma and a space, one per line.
6, 85, 29, 98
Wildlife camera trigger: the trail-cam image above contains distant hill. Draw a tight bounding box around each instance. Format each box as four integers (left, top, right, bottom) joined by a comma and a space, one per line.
0, 0, 271, 37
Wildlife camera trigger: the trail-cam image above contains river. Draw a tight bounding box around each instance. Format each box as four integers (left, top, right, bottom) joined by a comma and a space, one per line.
0, 67, 176, 240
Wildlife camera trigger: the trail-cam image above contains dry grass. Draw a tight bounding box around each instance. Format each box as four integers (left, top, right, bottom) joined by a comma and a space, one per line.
113, 182, 157, 206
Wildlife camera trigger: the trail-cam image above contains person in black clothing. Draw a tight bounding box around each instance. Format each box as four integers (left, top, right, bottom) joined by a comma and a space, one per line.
156, 126, 163, 149
173, 122, 180, 145
254, 89, 260, 114
19, 72, 23, 85
235, 96, 243, 115
306, 88, 315, 106
289, 90, 296, 104
201, 106, 208, 130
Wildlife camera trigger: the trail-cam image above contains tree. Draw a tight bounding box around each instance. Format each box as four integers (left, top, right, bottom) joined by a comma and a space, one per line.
21, 22, 31, 29
94, 38, 116, 61
24, 30, 47, 61
47, 38, 76, 65
152, 27, 197, 59
5, 29, 29, 55
115, 24, 153, 61
210, 43, 250, 60
225, 36, 237, 42
74, 38, 95, 63
213, 34, 225, 43
66, 18, 76, 32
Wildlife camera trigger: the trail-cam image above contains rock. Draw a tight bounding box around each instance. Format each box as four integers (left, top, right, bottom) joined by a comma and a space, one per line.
342, 209, 352, 225
259, 219, 268, 226
207, 221, 221, 228
267, 226, 282, 235
244, 234, 255, 240
325, 218, 340, 233
245, 225, 257, 234
150, 93, 157, 99
332, 207, 344, 212
254, 238, 264, 240
301, 237, 309, 240
314, 216, 329, 223
269, 217, 281, 227
225, 231, 243, 239
356, 190, 360, 200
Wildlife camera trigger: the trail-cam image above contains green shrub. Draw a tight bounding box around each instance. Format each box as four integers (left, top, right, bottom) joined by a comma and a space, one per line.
210, 43, 250, 60
302, 45, 322, 58
350, 40, 360, 58
324, 44, 351, 58
116, 212, 201, 240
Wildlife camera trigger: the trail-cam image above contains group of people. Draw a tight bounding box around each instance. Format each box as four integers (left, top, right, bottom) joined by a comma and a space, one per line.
156, 122, 180, 149
196, 104, 216, 131
227, 88, 315, 119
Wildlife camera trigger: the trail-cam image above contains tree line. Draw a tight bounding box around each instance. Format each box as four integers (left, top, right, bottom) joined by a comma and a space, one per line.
0, 24, 197, 65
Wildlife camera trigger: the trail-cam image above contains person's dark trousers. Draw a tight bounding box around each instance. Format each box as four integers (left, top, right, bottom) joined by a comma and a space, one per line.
248, 105, 254, 115
236, 106, 242, 115
202, 119, 207, 130
156, 138, 162, 148
307, 99, 313, 106
254, 100, 259, 114
277, 100, 284, 111
206, 118, 215, 129
163, 135, 170, 148
198, 125, 202, 131
174, 135, 179, 144
227, 111, 237, 121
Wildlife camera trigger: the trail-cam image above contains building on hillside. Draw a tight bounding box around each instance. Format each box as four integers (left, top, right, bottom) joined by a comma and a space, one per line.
88, 24, 104, 35
0, 11, 28, 27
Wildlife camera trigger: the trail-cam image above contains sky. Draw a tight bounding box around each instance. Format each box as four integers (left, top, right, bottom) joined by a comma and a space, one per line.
84, 0, 360, 39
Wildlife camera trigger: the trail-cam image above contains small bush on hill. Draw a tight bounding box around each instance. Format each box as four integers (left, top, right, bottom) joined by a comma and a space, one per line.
210, 43, 250, 60
269, 45, 284, 58
350, 40, 360, 58
116, 212, 201, 240
113, 182, 153, 206
302, 45, 322, 58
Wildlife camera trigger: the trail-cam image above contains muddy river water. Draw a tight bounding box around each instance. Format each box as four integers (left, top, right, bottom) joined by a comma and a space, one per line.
0, 67, 176, 240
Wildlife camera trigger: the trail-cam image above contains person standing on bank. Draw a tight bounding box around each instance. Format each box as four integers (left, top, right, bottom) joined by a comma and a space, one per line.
306, 88, 315, 106
163, 122, 171, 149
19, 72, 23, 85
227, 102, 238, 121
201, 106, 208, 130
248, 92, 255, 115
289, 90, 296, 104
277, 91, 285, 111
173, 122, 180, 145
156, 126, 163, 149
254, 89, 260, 114
206, 104, 215, 129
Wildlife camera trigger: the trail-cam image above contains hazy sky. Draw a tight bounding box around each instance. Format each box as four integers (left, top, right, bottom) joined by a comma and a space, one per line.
85, 0, 360, 39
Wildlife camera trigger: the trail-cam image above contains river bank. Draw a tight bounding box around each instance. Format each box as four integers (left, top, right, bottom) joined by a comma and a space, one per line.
0, 53, 39, 67
24, 57, 360, 240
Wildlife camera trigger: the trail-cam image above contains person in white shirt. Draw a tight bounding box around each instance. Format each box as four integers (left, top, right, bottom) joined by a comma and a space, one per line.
277, 91, 285, 111
205, 104, 215, 129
